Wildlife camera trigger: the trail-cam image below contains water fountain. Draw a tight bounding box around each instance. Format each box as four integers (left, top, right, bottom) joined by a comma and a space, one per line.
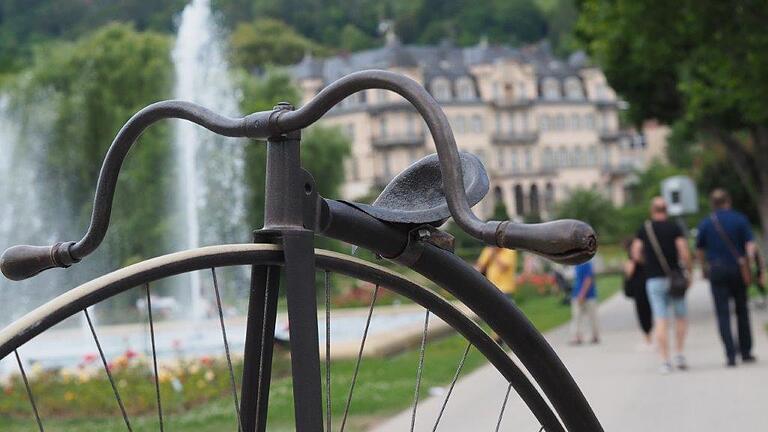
172, 0, 249, 320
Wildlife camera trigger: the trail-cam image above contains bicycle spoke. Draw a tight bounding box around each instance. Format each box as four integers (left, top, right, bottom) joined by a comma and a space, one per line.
145, 284, 164, 432
14, 350, 44, 432
340, 284, 379, 432
324, 270, 332, 432
84, 309, 133, 431
410, 310, 430, 432
494, 382, 514, 432
539, 426, 545, 431
211, 268, 243, 432
432, 342, 471, 431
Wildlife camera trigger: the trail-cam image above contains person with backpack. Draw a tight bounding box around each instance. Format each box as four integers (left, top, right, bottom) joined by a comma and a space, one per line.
696, 189, 759, 367
631, 197, 692, 374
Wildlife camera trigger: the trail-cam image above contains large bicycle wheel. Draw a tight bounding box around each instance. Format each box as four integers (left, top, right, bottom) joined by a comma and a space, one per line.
0, 244, 564, 431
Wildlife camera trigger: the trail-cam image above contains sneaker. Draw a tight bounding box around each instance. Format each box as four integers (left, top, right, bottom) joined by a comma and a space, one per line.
590, 337, 600, 345
674, 354, 688, 370
742, 355, 757, 364
568, 338, 582, 346
726, 358, 737, 368
659, 362, 673, 375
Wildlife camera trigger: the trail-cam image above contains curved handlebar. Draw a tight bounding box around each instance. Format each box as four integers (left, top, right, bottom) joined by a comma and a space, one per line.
1, 70, 596, 281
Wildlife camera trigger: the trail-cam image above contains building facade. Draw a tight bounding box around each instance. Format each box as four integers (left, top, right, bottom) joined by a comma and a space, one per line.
290, 36, 667, 220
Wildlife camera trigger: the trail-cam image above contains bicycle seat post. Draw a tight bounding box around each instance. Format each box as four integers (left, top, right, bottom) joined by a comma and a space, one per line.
242, 102, 325, 432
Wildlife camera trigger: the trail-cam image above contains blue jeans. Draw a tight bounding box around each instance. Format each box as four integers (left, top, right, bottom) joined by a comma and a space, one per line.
709, 264, 752, 361
646, 277, 687, 319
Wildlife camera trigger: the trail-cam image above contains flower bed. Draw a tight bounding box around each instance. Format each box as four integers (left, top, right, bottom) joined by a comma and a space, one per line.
1, 349, 288, 419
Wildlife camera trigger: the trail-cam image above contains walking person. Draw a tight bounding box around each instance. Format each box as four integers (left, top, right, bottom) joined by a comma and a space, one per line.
569, 259, 599, 345
632, 197, 692, 374
475, 246, 518, 295
696, 189, 759, 367
623, 238, 653, 348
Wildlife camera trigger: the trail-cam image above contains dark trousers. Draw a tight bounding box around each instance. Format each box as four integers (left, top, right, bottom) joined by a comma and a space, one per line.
633, 280, 653, 335
709, 265, 752, 361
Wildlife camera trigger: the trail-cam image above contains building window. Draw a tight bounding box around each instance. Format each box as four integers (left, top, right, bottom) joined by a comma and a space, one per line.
542, 77, 560, 100
495, 112, 502, 133
514, 184, 525, 216
497, 147, 506, 169
471, 115, 483, 133
588, 145, 598, 166
574, 146, 584, 167
529, 184, 540, 216
564, 77, 584, 100
542, 148, 553, 168
493, 82, 501, 101
431, 77, 452, 101
539, 115, 550, 131
379, 117, 388, 138
457, 77, 475, 101
545, 183, 555, 213
454, 115, 466, 134
524, 149, 533, 171
570, 114, 581, 130
406, 114, 416, 136
377, 89, 387, 103
511, 150, 519, 172
507, 113, 516, 133
558, 146, 568, 167
555, 114, 565, 130
584, 113, 596, 129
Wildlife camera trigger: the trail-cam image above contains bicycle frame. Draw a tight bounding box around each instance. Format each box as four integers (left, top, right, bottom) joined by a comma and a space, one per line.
1, 69, 603, 431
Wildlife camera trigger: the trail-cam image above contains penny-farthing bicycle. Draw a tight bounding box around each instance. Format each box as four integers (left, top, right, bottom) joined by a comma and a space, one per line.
0, 70, 602, 431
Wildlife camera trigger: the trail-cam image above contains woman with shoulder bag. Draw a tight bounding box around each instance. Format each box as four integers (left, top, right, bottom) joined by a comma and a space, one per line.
631, 197, 692, 374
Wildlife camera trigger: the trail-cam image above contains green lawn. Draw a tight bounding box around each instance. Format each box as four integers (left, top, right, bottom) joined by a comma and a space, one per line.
0, 275, 621, 431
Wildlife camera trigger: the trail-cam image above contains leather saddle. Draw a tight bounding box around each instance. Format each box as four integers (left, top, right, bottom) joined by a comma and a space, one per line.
343, 152, 489, 225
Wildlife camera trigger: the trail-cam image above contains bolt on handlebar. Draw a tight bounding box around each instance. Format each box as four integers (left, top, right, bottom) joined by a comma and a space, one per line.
1, 70, 596, 281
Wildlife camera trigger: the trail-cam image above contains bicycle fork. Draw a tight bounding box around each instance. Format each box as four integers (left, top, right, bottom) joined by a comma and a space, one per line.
240, 115, 325, 432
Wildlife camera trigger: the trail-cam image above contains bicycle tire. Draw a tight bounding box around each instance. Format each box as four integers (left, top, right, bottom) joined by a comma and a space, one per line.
0, 244, 565, 431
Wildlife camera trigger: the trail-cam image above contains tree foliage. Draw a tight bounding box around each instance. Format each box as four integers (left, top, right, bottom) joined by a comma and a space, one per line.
0, 0, 187, 73
230, 18, 325, 70
214, 0, 552, 49
578, 0, 768, 241
10, 23, 174, 266
556, 189, 620, 242
236, 69, 351, 228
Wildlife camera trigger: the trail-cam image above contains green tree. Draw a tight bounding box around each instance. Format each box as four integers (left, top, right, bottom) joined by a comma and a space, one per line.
556, 189, 620, 242
578, 0, 768, 243
236, 69, 351, 228
230, 18, 325, 70
0, 0, 186, 74
11, 23, 174, 266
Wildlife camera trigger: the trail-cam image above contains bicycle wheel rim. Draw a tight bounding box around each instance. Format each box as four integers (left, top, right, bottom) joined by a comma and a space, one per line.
0, 244, 564, 431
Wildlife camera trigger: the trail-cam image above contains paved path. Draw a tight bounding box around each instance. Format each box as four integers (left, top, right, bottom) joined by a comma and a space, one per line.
372, 278, 768, 431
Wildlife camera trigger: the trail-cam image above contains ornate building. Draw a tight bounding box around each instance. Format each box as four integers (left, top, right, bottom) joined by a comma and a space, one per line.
290, 35, 667, 220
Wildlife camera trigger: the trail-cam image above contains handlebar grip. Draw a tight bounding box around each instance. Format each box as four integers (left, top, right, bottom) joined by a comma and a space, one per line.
495, 219, 597, 265
0, 242, 79, 281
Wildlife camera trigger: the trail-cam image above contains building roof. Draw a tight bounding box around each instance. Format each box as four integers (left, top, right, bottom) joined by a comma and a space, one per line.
289, 37, 591, 86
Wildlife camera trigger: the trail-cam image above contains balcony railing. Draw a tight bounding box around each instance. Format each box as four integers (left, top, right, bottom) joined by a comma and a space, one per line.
371, 133, 426, 148
491, 131, 539, 145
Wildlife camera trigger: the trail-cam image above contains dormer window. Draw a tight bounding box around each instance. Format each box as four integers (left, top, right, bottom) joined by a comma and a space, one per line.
564, 77, 584, 100
431, 77, 452, 101
456, 77, 475, 101
542, 77, 560, 100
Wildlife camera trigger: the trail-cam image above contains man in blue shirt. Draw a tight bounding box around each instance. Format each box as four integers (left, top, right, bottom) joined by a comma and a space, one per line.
696, 189, 758, 367
570, 260, 599, 344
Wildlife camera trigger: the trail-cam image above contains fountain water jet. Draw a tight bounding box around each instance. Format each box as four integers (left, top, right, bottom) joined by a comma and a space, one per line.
172, 0, 248, 320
